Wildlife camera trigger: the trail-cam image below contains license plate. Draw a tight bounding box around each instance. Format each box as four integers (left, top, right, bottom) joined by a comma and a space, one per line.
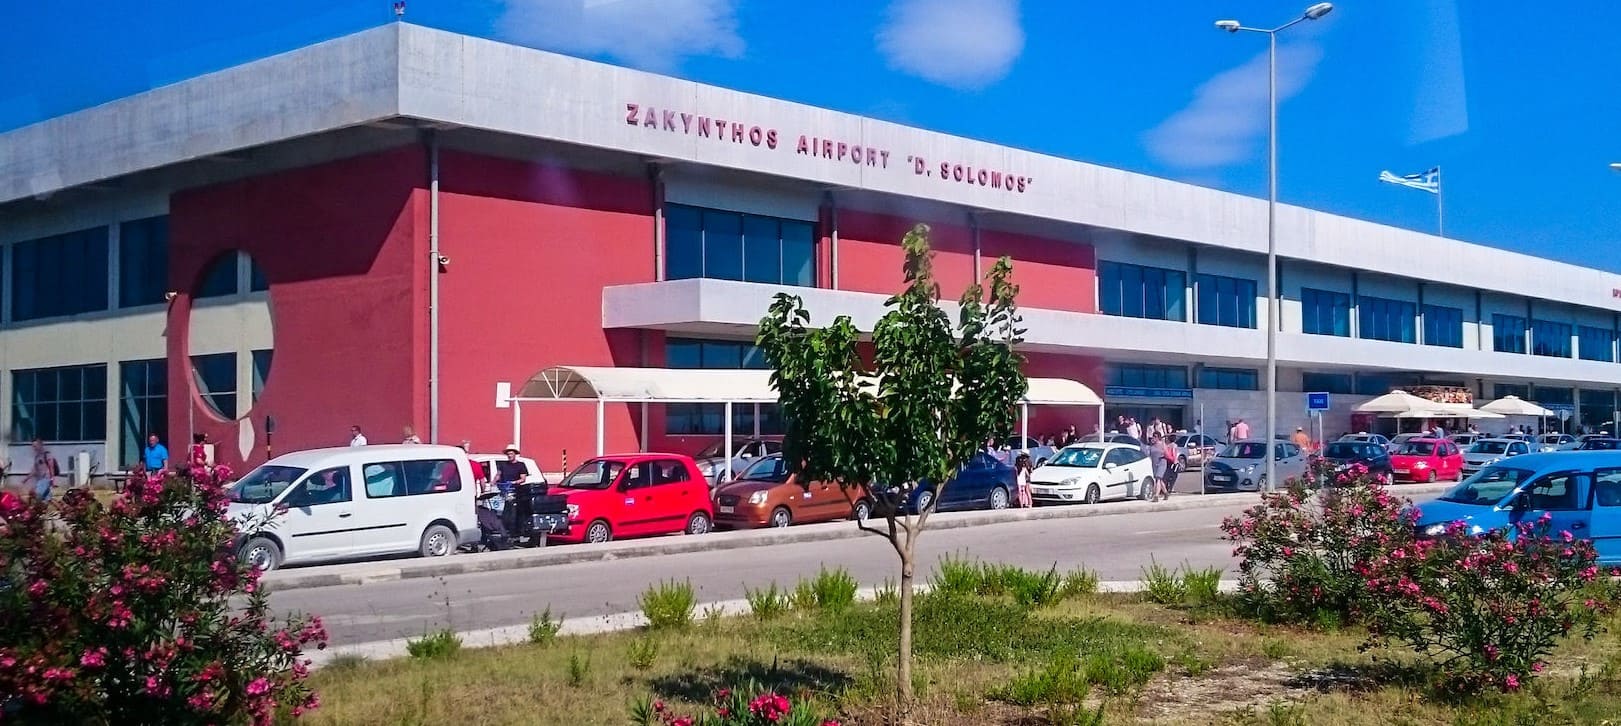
718, 505, 735, 514
1393, 468, 1409, 475
1211, 474, 1233, 482
1032, 487, 1051, 495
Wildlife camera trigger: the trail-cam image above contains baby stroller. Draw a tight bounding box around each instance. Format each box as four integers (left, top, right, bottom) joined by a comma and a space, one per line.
475, 490, 512, 551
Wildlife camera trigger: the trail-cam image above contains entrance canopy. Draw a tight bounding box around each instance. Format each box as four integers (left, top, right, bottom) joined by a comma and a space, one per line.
503, 366, 1105, 462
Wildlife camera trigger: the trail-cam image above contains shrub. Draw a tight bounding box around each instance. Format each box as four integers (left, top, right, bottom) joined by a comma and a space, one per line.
405, 629, 461, 660
639, 579, 697, 630
789, 579, 819, 611
1141, 558, 1187, 605
874, 579, 899, 606
1081, 643, 1164, 694
1060, 568, 1099, 599
745, 582, 790, 620
528, 606, 564, 646
566, 650, 592, 687
1220, 461, 1417, 625
931, 554, 983, 596
1008, 564, 1063, 608
809, 567, 859, 611
1184, 565, 1224, 606
1359, 516, 1612, 694
0, 468, 326, 724
627, 636, 661, 671
630, 683, 843, 726
991, 651, 1090, 706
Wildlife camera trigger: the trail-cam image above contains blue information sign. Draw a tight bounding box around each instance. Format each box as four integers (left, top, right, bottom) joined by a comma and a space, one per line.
1306, 392, 1331, 411
1104, 386, 1195, 400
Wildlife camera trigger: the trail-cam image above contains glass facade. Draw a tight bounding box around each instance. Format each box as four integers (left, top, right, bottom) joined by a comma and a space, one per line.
1107, 364, 1189, 390
1495, 383, 1530, 401
1531, 320, 1573, 358
1195, 274, 1257, 328
1579, 325, 1616, 363
1301, 288, 1351, 337
1358, 296, 1417, 343
11, 364, 108, 442
1493, 314, 1529, 354
118, 359, 167, 467
1198, 367, 1259, 391
1301, 372, 1355, 395
191, 353, 237, 420
1098, 261, 1186, 321
1422, 304, 1464, 348
664, 204, 815, 287
118, 216, 169, 308
11, 227, 110, 321
665, 338, 781, 435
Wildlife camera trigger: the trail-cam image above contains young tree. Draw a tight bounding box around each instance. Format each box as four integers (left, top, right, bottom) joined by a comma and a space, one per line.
755, 224, 1026, 715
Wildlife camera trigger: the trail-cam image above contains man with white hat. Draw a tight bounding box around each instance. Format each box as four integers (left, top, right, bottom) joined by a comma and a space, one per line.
495, 444, 527, 490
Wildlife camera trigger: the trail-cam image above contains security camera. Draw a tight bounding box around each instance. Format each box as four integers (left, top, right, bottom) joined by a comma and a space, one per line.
436, 255, 450, 266
165, 291, 179, 302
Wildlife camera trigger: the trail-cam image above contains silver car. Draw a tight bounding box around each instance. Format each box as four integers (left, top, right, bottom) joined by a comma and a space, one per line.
1172, 433, 1224, 469
995, 436, 1057, 467
692, 439, 781, 485
1461, 438, 1533, 476
1203, 439, 1308, 492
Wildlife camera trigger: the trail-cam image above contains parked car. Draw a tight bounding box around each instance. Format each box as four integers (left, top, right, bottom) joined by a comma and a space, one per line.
1103, 433, 1143, 448
1570, 434, 1614, 450
909, 452, 1018, 513
1412, 451, 1621, 565
547, 453, 714, 544
1578, 437, 1621, 451
228, 444, 481, 572
1205, 440, 1307, 492
1338, 433, 1392, 450
1172, 433, 1223, 469
692, 439, 782, 485
1027, 442, 1156, 505
994, 436, 1056, 467
1461, 438, 1533, 477
1318, 440, 1392, 483
1537, 433, 1578, 452
1388, 433, 1425, 454
1389, 437, 1465, 483
712, 454, 872, 528
469, 453, 547, 485
1448, 432, 1483, 450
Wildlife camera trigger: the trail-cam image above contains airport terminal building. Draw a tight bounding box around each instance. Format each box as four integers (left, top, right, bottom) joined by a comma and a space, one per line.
3, 23, 1619, 474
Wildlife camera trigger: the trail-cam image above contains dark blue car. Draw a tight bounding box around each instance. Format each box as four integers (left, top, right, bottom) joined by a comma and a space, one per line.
908, 452, 1018, 513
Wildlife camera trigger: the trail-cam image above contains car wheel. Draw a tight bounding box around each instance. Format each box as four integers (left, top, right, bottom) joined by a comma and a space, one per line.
1140, 478, 1155, 501
1424, 468, 1436, 484
988, 486, 1009, 510
853, 499, 873, 522
586, 520, 613, 544
685, 511, 712, 535
1084, 484, 1100, 505
916, 490, 935, 513
1178, 455, 1188, 470
239, 536, 282, 573
418, 524, 455, 558
770, 507, 792, 528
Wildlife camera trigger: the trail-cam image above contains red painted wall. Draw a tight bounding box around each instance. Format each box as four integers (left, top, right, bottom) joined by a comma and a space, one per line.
434, 151, 655, 472
1022, 351, 1107, 439
168, 147, 428, 469
980, 229, 1097, 314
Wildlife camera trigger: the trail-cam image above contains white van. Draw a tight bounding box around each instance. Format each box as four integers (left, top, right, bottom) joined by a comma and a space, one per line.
226, 444, 480, 571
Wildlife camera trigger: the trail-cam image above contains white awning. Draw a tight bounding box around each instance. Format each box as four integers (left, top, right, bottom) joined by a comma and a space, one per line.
513, 366, 1103, 406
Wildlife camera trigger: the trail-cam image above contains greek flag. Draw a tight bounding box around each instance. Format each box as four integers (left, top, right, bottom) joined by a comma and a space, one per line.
1378, 167, 1440, 194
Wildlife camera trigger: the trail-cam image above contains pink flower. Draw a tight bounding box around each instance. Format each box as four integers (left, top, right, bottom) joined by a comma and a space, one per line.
79, 649, 106, 668
245, 677, 272, 696
1581, 566, 1598, 582
1532, 662, 1545, 673
1504, 674, 1520, 690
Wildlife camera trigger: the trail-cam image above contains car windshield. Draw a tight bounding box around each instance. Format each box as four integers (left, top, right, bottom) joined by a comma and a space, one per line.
1581, 439, 1621, 450
229, 465, 308, 504
559, 460, 625, 490
738, 456, 789, 483
1047, 447, 1104, 467
695, 441, 743, 459
1398, 442, 1437, 456
1323, 442, 1376, 459
1436, 467, 1535, 506
1221, 442, 1268, 459
1471, 441, 1510, 455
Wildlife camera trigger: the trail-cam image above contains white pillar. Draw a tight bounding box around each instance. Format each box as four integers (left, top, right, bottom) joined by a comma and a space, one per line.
1020, 402, 1029, 449
640, 402, 649, 452
595, 400, 605, 456
511, 401, 521, 450
723, 402, 734, 482
753, 403, 761, 438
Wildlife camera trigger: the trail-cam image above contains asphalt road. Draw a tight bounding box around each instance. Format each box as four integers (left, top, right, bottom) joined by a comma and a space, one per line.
271, 499, 1251, 647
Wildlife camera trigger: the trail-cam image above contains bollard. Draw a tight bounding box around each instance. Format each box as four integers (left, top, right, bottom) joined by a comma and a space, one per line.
561, 448, 567, 476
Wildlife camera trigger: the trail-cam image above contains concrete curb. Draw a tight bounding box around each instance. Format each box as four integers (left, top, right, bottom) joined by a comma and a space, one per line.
266, 484, 1453, 593
308, 578, 1246, 667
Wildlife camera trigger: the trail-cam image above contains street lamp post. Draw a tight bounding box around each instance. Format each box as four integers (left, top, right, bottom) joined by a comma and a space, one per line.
1216, 2, 1333, 493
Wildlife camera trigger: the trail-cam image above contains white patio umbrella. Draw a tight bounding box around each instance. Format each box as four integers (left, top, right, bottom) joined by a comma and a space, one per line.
1479, 395, 1554, 418
1354, 390, 1440, 415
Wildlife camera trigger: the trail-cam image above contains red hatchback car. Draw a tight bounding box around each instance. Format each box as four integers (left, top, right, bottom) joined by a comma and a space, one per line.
548, 453, 714, 545
1389, 437, 1464, 483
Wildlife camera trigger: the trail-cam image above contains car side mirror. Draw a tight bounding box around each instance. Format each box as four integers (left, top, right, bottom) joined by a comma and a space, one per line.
1510, 490, 1530, 510
1103, 462, 1116, 470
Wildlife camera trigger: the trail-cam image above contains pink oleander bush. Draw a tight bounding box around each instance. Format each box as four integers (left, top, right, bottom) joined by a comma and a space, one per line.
0, 467, 327, 724
1359, 515, 1613, 694
1220, 460, 1419, 627
630, 685, 842, 726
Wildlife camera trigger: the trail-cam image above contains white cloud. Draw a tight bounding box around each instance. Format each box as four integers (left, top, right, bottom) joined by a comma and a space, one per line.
877, 0, 1024, 90
496, 0, 743, 73
1144, 41, 1324, 170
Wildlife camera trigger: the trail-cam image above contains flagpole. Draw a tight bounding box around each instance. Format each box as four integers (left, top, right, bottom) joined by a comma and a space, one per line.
1436, 165, 1445, 238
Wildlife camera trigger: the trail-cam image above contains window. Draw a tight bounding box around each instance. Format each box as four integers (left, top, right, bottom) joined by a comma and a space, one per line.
1578, 326, 1616, 362
1493, 314, 1528, 354
1531, 319, 1573, 358
1302, 372, 1354, 395
1195, 274, 1257, 328
1595, 469, 1621, 508
251, 349, 273, 403
191, 353, 237, 419
1354, 374, 1397, 396
1198, 367, 1258, 391
362, 462, 405, 498
11, 227, 110, 321
1495, 383, 1529, 401
11, 364, 108, 442
118, 216, 169, 308
1422, 304, 1463, 348
1107, 364, 1189, 390
1098, 261, 1186, 321
287, 467, 353, 507
249, 258, 269, 292
1532, 386, 1573, 406
119, 359, 167, 468
1358, 296, 1416, 343
663, 204, 815, 286
651, 459, 691, 484
196, 253, 239, 298
1525, 472, 1588, 511
620, 462, 653, 490
1300, 288, 1351, 337
666, 338, 782, 435
401, 459, 462, 494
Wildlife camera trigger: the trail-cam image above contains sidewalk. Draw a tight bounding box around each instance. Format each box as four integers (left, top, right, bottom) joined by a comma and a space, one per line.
263, 483, 1453, 593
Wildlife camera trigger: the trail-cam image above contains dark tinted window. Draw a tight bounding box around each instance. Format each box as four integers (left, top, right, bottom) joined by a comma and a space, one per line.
652, 459, 691, 484
287, 467, 353, 507
12, 227, 110, 320
401, 459, 462, 494
118, 216, 170, 308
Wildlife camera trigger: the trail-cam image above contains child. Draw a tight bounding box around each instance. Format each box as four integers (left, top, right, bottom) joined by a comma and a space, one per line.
1014, 452, 1035, 508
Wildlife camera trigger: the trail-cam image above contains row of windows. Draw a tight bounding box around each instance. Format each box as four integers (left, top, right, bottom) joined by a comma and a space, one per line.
665, 205, 816, 287
1301, 288, 1352, 337
1358, 296, 1417, 344
1198, 367, 1259, 391
665, 338, 783, 435
1195, 274, 1257, 329
1532, 319, 1573, 358
1107, 364, 1189, 390
1099, 261, 1186, 322
11, 364, 109, 442
1423, 305, 1464, 348
1580, 326, 1617, 363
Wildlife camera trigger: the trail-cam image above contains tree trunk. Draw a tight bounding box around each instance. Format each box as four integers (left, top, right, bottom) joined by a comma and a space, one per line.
896, 547, 915, 723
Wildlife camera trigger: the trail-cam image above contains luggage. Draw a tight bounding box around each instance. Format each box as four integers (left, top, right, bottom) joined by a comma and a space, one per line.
477, 505, 510, 551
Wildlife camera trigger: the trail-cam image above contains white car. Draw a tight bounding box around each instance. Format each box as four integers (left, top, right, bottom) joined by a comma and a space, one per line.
469, 453, 547, 485
1461, 438, 1533, 476
1027, 442, 1156, 505
1537, 433, 1577, 452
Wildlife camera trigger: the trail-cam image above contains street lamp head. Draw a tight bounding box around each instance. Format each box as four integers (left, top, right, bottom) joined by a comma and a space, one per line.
1610, 162, 1621, 172
1215, 19, 1241, 32
1304, 3, 1334, 20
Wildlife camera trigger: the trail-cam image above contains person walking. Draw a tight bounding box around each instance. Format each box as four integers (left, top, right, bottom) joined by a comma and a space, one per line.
1232, 418, 1251, 440
1291, 426, 1310, 451
349, 426, 368, 447
1148, 435, 1169, 502
1014, 452, 1034, 508
1161, 436, 1181, 497
28, 439, 58, 501
401, 426, 421, 445
142, 433, 170, 473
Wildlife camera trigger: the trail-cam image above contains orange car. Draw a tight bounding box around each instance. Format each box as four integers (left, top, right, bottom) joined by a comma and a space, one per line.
713, 454, 872, 528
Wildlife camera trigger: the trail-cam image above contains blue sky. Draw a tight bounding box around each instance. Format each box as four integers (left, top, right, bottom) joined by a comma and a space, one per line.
5, 1, 1619, 270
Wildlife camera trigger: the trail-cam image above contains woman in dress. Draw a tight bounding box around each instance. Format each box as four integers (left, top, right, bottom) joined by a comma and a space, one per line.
1014, 452, 1034, 508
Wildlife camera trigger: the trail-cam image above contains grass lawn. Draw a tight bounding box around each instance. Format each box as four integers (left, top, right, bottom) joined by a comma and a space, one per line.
299, 568, 1621, 726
